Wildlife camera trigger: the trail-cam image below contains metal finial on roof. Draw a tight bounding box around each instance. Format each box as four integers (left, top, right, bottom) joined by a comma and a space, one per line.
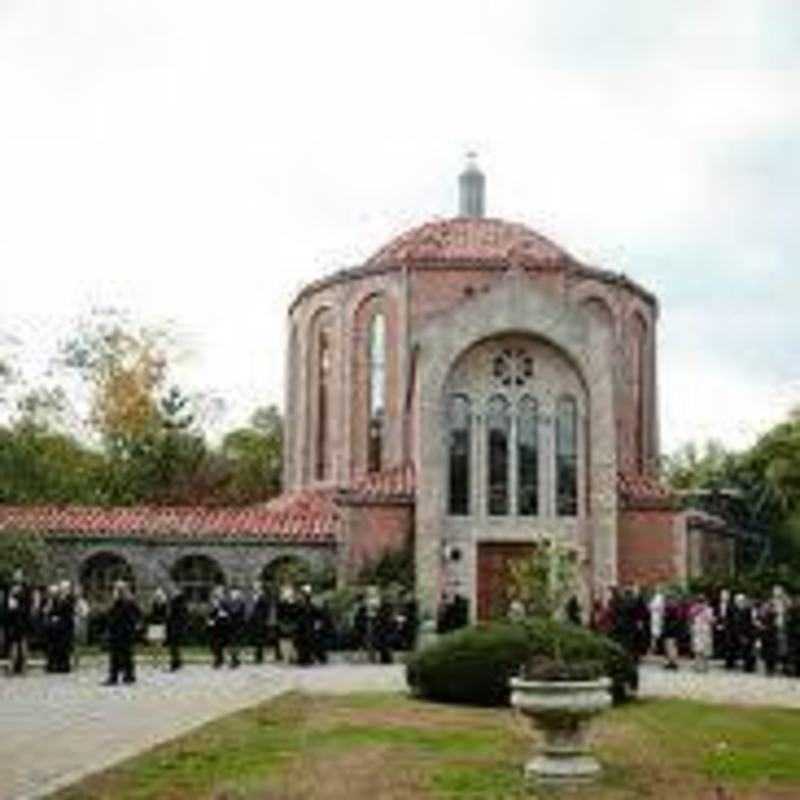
458, 151, 485, 218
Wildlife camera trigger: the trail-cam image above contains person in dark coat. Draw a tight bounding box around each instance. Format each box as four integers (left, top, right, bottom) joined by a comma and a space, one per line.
566, 595, 582, 627
6, 570, 33, 675
759, 601, 780, 676
165, 586, 188, 671
311, 599, 335, 664
352, 597, 368, 653
54, 581, 76, 673
732, 594, 757, 673
207, 586, 229, 669
786, 596, 800, 677
276, 591, 300, 663
42, 584, 62, 673
610, 588, 637, 658
225, 588, 246, 668
250, 584, 270, 664
436, 592, 452, 634
103, 581, 142, 685
450, 593, 469, 631
714, 588, 732, 661
293, 588, 316, 666
373, 599, 396, 664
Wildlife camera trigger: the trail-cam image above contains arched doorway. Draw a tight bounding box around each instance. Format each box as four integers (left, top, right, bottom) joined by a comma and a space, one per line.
170, 555, 226, 604
80, 552, 135, 606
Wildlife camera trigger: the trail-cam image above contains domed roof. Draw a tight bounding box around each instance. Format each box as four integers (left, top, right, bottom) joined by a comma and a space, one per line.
365, 216, 570, 269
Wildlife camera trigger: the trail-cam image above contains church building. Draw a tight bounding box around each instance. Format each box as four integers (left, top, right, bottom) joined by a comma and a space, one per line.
0, 157, 732, 619
282, 155, 728, 621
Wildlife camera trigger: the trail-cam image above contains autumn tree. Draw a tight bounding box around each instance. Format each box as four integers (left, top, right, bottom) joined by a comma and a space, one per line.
61, 308, 171, 443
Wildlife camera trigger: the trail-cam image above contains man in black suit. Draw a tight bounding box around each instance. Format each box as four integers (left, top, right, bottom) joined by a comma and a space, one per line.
250, 583, 269, 664
6, 570, 33, 675
225, 588, 246, 669
103, 581, 142, 685
166, 586, 188, 672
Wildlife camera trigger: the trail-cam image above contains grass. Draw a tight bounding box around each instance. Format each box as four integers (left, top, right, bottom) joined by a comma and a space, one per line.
51, 692, 800, 800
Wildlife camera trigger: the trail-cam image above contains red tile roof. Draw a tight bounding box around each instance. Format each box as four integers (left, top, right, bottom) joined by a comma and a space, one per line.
0, 464, 417, 544
365, 217, 569, 268
0, 499, 339, 544
617, 471, 676, 509
341, 462, 416, 500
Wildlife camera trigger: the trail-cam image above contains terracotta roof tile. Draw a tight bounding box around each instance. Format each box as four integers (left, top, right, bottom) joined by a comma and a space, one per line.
365, 217, 568, 268
617, 471, 675, 509
0, 500, 340, 543
0, 464, 417, 543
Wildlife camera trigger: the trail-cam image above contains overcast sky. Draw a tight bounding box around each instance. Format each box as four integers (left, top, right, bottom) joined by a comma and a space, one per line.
1, 1, 798, 452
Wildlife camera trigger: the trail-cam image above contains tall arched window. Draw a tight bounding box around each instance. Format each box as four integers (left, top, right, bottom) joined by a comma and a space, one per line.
517, 395, 538, 516
447, 394, 471, 515
487, 395, 511, 516
367, 312, 386, 473
556, 396, 578, 516
315, 326, 332, 480
631, 313, 648, 473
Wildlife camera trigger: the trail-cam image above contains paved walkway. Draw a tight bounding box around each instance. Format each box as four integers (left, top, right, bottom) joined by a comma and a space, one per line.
0, 662, 404, 800
2, 660, 800, 799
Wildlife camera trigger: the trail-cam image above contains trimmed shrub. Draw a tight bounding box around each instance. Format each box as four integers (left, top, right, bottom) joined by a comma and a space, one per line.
406, 619, 637, 707
519, 617, 638, 704
406, 623, 532, 706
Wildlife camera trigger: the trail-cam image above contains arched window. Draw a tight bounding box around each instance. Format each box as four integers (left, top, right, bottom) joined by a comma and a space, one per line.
517, 395, 539, 516
285, 322, 299, 487
261, 555, 312, 590
631, 313, 648, 473
556, 396, 578, 516
447, 394, 471, 515
487, 395, 511, 516
80, 553, 135, 606
367, 312, 386, 473
171, 555, 225, 604
315, 325, 332, 480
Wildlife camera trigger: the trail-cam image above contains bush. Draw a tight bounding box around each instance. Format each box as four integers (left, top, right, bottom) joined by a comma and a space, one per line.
406, 619, 637, 707
406, 623, 530, 706
519, 617, 638, 704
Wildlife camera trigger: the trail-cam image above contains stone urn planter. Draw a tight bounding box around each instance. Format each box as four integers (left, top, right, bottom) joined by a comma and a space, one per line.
510, 676, 612, 783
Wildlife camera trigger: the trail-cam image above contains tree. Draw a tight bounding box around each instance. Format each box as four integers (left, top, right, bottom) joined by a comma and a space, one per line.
220, 405, 283, 502
61, 308, 172, 443
662, 439, 738, 492
0, 530, 50, 586
507, 539, 578, 620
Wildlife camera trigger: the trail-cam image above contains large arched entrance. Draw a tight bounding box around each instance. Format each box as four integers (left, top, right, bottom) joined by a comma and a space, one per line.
441, 333, 589, 620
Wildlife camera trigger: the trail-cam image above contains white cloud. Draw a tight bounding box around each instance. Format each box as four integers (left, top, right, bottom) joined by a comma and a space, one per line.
1, 1, 797, 450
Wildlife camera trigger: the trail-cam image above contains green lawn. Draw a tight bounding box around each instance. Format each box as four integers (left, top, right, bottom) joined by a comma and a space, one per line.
52, 692, 800, 800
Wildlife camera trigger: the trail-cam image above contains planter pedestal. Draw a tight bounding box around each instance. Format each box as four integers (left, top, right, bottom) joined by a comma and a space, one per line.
510, 677, 611, 783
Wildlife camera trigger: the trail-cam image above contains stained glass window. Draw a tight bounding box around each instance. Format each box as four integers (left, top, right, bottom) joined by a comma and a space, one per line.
517, 395, 538, 516
487, 395, 511, 515
556, 396, 578, 516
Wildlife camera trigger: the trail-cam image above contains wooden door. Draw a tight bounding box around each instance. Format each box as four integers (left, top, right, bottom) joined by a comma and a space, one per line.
477, 542, 536, 621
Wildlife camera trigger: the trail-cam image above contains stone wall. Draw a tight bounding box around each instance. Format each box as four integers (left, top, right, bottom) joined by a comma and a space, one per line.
43, 537, 336, 600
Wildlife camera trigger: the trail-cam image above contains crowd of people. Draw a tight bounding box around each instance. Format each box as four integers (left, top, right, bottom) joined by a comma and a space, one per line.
0, 569, 419, 685
588, 584, 800, 676
2, 569, 90, 676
